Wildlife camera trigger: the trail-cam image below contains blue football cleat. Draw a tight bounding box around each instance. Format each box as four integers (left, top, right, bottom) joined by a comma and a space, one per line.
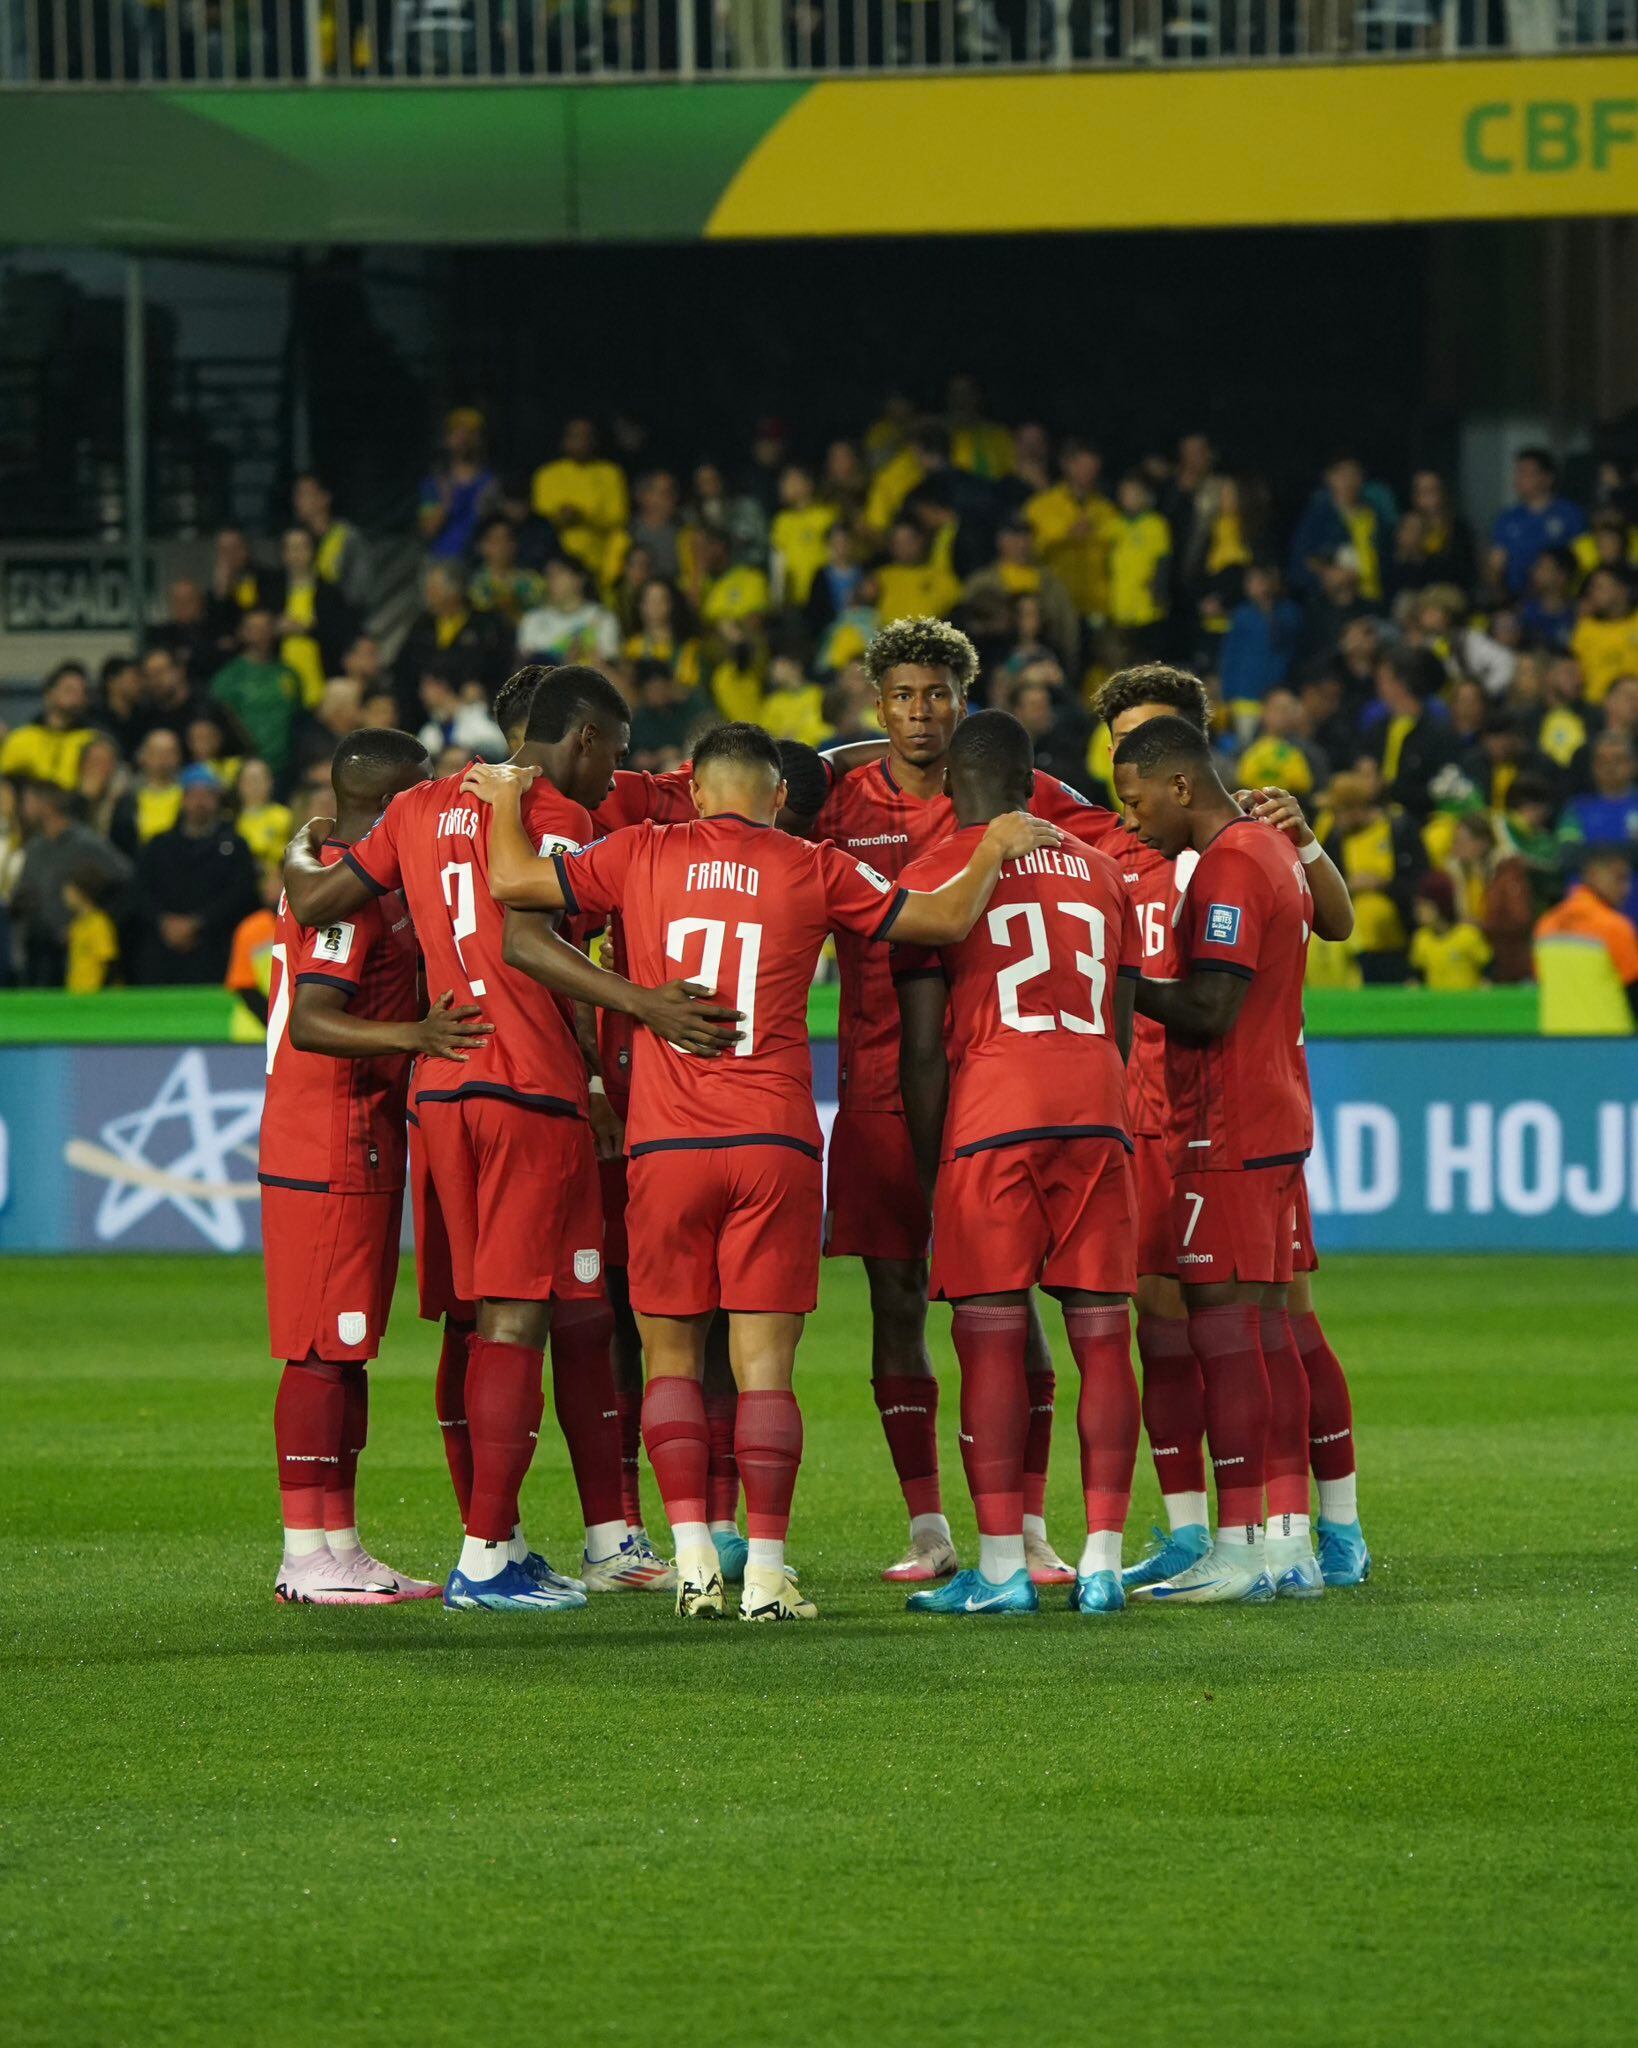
1121, 1523, 1211, 1592
444, 1560, 588, 1612
906, 1567, 1039, 1616
1070, 1569, 1126, 1615
712, 1528, 750, 1585
522, 1550, 587, 1595
1317, 1518, 1372, 1588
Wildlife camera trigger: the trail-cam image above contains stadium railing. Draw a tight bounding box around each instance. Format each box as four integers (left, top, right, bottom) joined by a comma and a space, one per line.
2, 0, 1633, 87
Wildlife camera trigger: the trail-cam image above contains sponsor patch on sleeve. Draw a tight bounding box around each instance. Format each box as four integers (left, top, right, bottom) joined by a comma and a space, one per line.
1204, 903, 1242, 946
315, 921, 356, 964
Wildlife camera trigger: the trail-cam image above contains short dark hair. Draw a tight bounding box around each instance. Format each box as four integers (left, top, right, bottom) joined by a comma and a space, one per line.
524, 665, 630, 745
44, 660, 89, 691
1384, 646, 1447, 703
1095, 663, 1212, 736
948, 708, 1034, 800
1112, 712, 1215, 779
494, 665, 547, 738
1516, 445, 1557, 476
862, 616, 979, 693
331, 727, 428, 803
693, 721, 782, 782
911, 422, 951, 463
777, 739, 830, 820
1582, 842, 1633, 876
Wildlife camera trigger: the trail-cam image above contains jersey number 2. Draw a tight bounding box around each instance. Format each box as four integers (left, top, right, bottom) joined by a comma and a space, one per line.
989, 900, 1107, 1035
665, 917, 761, 1057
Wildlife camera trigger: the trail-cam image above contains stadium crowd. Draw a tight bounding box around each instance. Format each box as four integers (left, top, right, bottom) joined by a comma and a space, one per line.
4, 391, 1638, 1006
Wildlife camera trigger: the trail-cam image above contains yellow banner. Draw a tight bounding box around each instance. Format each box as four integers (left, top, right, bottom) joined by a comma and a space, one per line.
707, 58, 1638, 237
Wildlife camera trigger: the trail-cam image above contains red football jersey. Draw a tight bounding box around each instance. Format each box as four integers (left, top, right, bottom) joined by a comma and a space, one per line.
554, 813, 904, 1154
813, 758, 1143, 1115
894, 828, 1141, 1159
260, 842, 420, 1193
1121, 846, 1198, 1138
588, 767, 697, 1120
344, 771, 595, 1115
1163, 818, 1314, 1171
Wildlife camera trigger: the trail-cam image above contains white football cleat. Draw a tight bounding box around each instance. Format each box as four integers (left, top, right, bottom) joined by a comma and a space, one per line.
327, 1543, 441, 1602
1134, 1539, 1276, 1605
880, 1530, 960, 1584
1266, 1525, 1326, 1600
581, 1532, 677, 1594
740, 1565, 818, 1622
675, 1553, 726, 1620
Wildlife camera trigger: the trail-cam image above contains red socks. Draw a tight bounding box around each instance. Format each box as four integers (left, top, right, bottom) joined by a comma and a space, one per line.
736, 1389, 803, 1541
465, 1338, 545, 1543
322, 1367, 368, 1532
871, 1373, 942, 1520
642, 1375, 709, 1528
1136, 1315, 1207, 1495
1187, 1304, 1270, 1529
614, 1389, 644, 1524
1023, 1368, 1055, 1520
1260, 1307, 1312, 1519
950, 1304, 1029, 1536
435, 1319, 476, 1520
1064, 1306, 1140, 1534
274, 1357, 345, 1528
550, 1300, 625, 1530
705, 1386, 741, 1525
1291, 1310, 1357, 1482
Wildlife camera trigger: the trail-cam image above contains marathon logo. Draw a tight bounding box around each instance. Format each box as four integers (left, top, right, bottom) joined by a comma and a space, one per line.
846, 833, 909, 849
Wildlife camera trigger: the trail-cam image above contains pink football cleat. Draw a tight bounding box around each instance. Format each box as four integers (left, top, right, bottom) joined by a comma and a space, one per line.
880, 1529, 960, 1584
1024, 1532, 1076, 1587
275, 1550, 402, 1606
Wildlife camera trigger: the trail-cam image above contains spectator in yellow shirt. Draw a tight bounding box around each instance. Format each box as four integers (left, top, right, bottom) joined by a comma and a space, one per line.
759, 655, 833, 748
469, 515, 546, 625
1026, 442, 1119, 621
233, 757, 293, 870
1409, 872, 1492, 990
1105, 472, 1173, 660
63, 870, 120, 992
962, 517, 1082, 670
110, 728, 185, 857
875, 519, 963, 625
0, 663, 97, 790
1570, 569, 1638, 705
864, 439, 925, 540
770, 465, 839, 608
292, 471, 368, 613
698, 532, 772, 627
624, 578, 704, 690
944, 374, 1014, 479
531, 418, 630, 584
1571, 510, 1637, 590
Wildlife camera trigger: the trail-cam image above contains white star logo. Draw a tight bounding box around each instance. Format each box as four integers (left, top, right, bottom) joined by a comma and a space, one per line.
63, 1049, 263, 1251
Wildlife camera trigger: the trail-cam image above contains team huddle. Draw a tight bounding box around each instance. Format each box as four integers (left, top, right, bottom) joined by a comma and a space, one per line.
264, 617, 1372, 1622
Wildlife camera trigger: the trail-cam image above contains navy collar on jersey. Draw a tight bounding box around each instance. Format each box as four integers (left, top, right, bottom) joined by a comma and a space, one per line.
878, 758, 945, 803
702, 811, 773, 831
1197, 812, 1256, 858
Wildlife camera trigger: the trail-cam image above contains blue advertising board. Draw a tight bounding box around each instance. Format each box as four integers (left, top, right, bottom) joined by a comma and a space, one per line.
0, 1037, 1634, 1255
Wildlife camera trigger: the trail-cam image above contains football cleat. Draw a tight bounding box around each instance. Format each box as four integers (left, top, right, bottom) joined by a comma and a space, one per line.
581, 1533, 676, 1594
1266, 1526, 1326, 1600
712, 1527, 750, 1585
740, 1565, 818, 1622
1121, 1523, 1211, 1592
675, 1558, 727, 1619
275, 1550, 401, 1606
442, 1560, 588, 1612
880, 1530, 960, 1584
1135, 1541, 1276, 1606
1024, 1531, 1076, 1587
1317, 1517, 1373, 1588
521, 1550, 588, 1596
326, 1544, 441, 1602
906, 1567, 1038, 1616
1069, 1569, 1126, 1616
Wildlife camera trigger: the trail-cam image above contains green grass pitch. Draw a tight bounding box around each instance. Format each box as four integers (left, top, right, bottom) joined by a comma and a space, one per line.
4, 1252, 1636, 2046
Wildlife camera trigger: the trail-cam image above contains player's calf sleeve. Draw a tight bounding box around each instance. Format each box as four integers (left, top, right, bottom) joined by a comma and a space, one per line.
275, 1358, 346, 1530
641, 1375, 710, 1528
871, 1373, 942, 1520
951, 1304, 1030, 1535
549, 1300, 625, 1534
1259, 1308, 1311, 1520
1135, 1315, 1208, 1496
465, 1339, 546, 1544
1187, 1305, 1271, 1531
435, 1320, 476, 1521
1291, 1310, 1357, 1484
735, 1389, 804, 1541
1023, 1368, 1055, 1521
614, 1390, 644, 1525
1065, 1307, 1140, 1533
704, 1387, 741, 1526
324, 1367, 369, 1533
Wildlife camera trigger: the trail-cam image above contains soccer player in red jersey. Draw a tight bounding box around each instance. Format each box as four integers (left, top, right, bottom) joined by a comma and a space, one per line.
894, 712, 1144, 1618
463, 721, 1064, 1621
263, 728, 491, 1604
1114, 713, 1323, 1604
809, 616, 1126, 1588
284, 667, 737, 1614
1097, 664, 1371, 1594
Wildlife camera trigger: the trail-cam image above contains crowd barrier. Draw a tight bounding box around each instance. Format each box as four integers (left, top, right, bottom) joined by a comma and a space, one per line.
1, 1035, 1632, 1253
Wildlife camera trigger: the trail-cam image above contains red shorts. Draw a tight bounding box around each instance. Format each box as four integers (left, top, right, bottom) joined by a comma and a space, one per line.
415, 1095, 604, 1305
409, 1116, 474, 1324
823, 1106, 930, 1264
1132, 1130, 1177, 1279
263, 1185, 402, 1362
600, 1154, 630, 1270
930, 1136, 1137, 1301
628, 1142, 823, 1317
1292, 1173, 1319, 1275
1173, 1161, 1306, 1288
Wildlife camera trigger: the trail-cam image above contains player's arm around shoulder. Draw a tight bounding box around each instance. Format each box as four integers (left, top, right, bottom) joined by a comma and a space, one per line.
889, 812, 1065, 947
1237, 783, 1353, 941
